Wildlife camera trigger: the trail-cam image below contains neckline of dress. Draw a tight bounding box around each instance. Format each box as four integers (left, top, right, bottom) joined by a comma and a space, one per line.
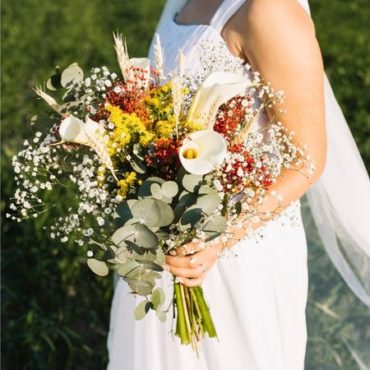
168, 21, 247, 66
172, 0, 229, 29
168, 0, 247, 66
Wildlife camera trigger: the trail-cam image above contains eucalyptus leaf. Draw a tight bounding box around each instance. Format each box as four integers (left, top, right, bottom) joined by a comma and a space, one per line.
131, 198, 174, 227
151, 271, 162, 279
116, 199, 136, 225
199, 185, 218, 195
104, 246, 116, 261
136, 260, 163, 272
87, 258, 109, 277
60, 96, 80, 105
133, 143, 145, 160
173, 204, 186, 222
180, 206, 203, 229
125, 266, 147, 279
196, 193, 222, 215
112, 223, 158, 249
114, 246, 130, 263
117, 260, 140, 277
115, 217, 125, 229
202, 215, 227, 236
161, 195, 173, 204
157, 310, 167, 323
155, 249, 166, 265
178, 191, 197, 207
47, 72, 62, 91
111, 224, 134, 246
129, 157, 146, 174
162, 181, 179, 198
134, 300, 148, 320
133, 224, 158, 248
125, 240, 146, 255
151, 288, 165, 309
125, 278, 154, 296
156, 201, 175, 226
182, 174, 203, 192
141, 251, 157, 262
150, 183, 163, 200
140, 271, 158, 284
125, 218, 138, 226
138, 177, 165, 198
131, 199, 161, 226
61, 63, 83, 88
145, 301, 154, 312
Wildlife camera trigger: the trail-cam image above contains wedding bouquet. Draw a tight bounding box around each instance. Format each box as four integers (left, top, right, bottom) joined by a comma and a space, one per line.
8, 34, 314, 351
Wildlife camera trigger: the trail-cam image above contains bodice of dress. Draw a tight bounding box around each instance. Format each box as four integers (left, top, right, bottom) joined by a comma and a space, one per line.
149, 0, 248, 76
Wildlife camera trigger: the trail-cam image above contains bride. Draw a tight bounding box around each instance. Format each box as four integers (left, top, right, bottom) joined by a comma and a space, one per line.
107, 1, 370, 369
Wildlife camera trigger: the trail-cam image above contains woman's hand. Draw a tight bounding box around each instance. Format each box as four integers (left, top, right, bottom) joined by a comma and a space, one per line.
165, 240, 224, 287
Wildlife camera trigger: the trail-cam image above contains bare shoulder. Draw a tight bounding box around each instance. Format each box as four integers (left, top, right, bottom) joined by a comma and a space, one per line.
237, 0, 319, 65
244, 0, 315, 33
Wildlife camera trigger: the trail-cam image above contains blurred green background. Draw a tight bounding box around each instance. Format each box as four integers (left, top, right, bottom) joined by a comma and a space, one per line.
1, 0, 369, 369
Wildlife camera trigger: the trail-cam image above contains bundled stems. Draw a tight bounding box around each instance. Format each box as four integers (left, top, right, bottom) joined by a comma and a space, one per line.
174, 282, 218, 354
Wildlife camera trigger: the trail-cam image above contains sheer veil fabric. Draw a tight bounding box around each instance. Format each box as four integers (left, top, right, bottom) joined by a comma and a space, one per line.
150, 0, 370, 307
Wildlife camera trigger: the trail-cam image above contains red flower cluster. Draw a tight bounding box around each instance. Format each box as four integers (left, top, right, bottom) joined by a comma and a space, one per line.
221, 143, 272, 193
145, 138, 181, 180
258, 166, 272, 189
214, 96, 252, 140
92, 68, 150, 123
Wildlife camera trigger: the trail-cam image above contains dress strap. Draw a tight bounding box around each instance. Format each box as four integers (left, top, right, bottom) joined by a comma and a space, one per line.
210, 0, 247, 33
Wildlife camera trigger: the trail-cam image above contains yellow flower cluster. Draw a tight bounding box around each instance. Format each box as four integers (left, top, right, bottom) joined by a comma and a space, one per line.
145, 82, 176, 138
146, 83, 203, 138
182, 120, 204, 133
145, 82, 172, 112
117, 171, 138, 198
106, 104, 154, 156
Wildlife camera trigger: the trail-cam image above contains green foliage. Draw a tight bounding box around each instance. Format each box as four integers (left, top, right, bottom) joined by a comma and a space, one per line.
1, 0, 369, 369
105, 170, 224, 310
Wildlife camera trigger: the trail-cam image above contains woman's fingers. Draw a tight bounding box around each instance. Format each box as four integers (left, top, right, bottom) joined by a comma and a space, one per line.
179, 274, 207, 287
173, 241, 205, 256
166, 262, 208, 279
165, 241, 223, 286
166, 249, 208, 269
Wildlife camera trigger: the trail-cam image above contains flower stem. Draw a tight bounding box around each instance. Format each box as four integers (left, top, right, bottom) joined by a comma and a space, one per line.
174, 282, 189, 344
173, 281, 218, 350
180, 283, 192, 344
193, 286, 217, 338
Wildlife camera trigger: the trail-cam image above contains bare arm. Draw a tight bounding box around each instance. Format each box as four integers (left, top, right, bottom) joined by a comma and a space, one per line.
228, 0, 326, 236
243, 0, 326, 173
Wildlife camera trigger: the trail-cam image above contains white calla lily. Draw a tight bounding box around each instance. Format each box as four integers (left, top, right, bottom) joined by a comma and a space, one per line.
187, 71, 253, 129
179, 130, 227, 175
59, 116, 89, 145
59, 116, 117, 180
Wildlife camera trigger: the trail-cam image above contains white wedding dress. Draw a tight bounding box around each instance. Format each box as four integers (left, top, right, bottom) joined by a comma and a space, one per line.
106, 1, 309, 369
